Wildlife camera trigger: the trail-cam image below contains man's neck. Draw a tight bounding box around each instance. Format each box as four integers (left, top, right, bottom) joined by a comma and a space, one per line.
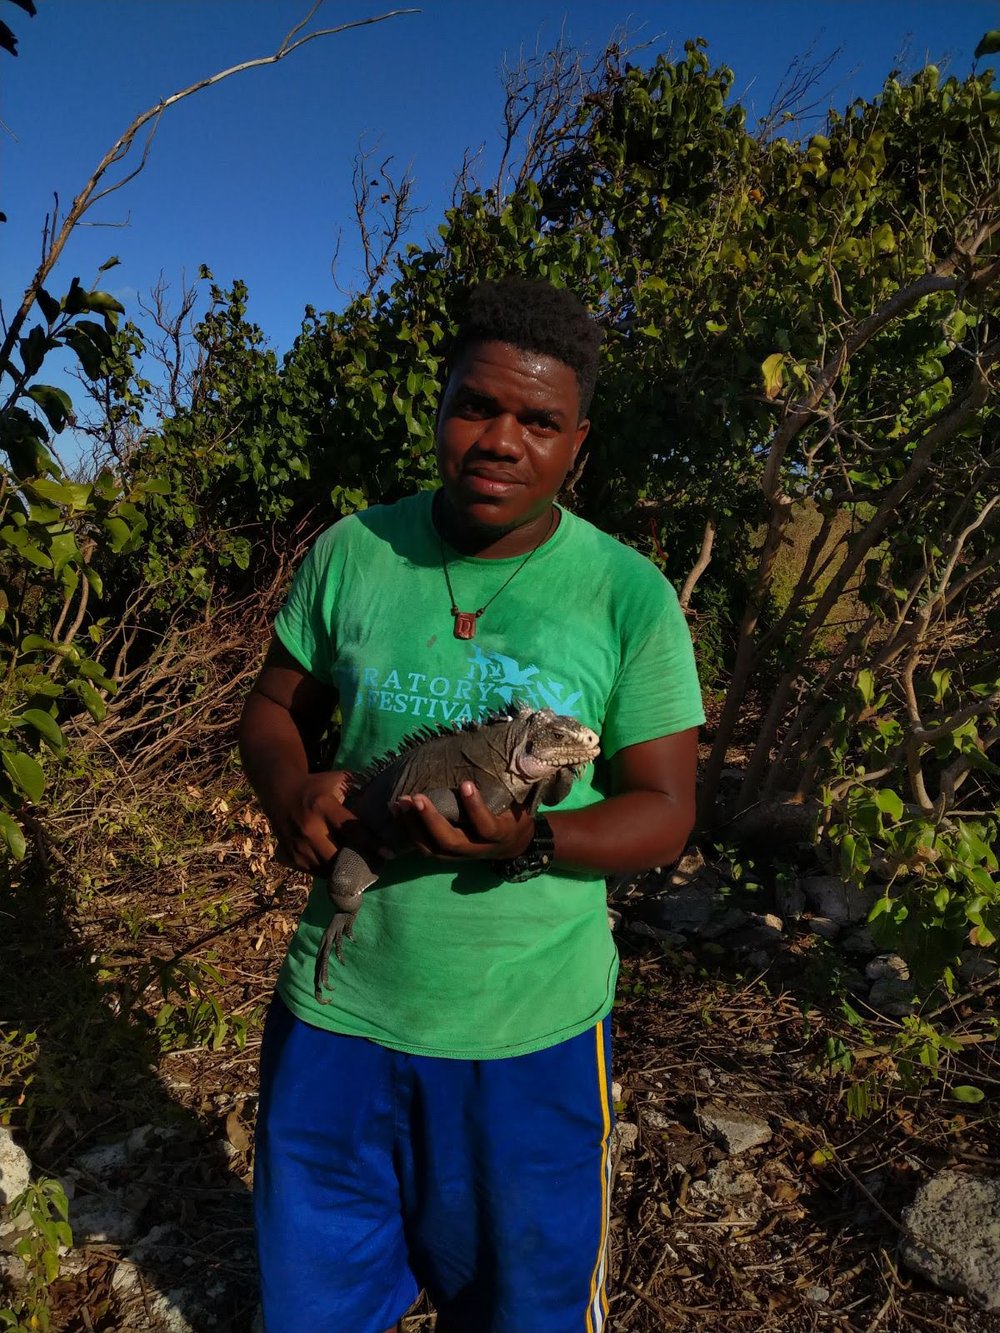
433, 493, 558, 559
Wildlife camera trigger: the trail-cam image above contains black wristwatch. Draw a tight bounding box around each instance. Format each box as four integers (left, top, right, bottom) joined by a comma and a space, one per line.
493, 815, 556, 882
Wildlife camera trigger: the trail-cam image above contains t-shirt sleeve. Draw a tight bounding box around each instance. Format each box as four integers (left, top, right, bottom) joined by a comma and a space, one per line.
601, 575, 705, 758
272, 524, 342, 686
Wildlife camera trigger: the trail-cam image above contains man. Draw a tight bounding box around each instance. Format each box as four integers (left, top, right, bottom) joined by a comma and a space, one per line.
241, 278, 704, 1333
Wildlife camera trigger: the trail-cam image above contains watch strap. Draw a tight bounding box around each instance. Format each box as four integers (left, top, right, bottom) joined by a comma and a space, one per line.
492, 815, 556, 882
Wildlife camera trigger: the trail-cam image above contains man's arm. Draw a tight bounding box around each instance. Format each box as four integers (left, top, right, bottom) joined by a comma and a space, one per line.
239, 638, 384, 871
549, 728, 698, 872
393, 728, 698, 874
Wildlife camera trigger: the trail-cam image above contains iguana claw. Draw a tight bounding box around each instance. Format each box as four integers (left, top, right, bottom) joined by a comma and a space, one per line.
313, 912, 355, 1003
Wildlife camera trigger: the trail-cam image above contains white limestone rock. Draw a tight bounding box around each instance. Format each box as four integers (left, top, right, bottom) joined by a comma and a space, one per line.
699, 1103, 772, 1155
0, 1127, 31, 1209
611, 1121, 639, 1154
901, 1170, 1000, 1311
690, 1161, 765, 1221
70, 1190, 144, 1246
642, 1107, 674, 1132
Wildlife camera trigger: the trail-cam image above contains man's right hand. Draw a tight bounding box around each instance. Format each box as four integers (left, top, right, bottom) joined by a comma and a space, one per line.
269, 771, 388, 873
239, 639, 387, 877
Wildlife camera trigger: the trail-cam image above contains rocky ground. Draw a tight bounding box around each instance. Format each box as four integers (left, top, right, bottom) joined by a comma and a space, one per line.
2, 838, 999, 1331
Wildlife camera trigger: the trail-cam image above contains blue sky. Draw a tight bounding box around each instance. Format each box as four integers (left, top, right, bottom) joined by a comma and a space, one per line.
3, 1, 997, 373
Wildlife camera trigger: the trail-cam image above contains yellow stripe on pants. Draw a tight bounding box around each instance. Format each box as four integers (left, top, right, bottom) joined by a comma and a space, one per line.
586, 1022, 612, 1332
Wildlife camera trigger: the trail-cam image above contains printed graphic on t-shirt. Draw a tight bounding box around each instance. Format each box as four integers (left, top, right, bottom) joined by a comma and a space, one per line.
348, 646, 584, 725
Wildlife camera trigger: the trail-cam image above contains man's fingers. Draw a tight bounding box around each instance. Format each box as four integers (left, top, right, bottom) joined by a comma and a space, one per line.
394, 794, 466, 857
340, 820, 392, 864
394, 792, 508, 860
457, 782, 502, 839
300, 769, 353, 823
391, 801, 435, 857
275, 837, 325, 872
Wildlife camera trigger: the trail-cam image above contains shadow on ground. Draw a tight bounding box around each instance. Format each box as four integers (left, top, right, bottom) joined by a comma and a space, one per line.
1, 866, 258, 1332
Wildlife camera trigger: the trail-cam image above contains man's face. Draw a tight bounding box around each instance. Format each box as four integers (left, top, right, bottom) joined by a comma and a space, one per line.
435, 340, 590, 533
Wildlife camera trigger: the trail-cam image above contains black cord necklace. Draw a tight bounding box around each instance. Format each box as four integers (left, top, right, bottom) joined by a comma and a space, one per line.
438, 505, 556, 640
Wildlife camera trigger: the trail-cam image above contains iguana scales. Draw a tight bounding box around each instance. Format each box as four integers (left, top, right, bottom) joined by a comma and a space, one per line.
315, 705, 600, 1001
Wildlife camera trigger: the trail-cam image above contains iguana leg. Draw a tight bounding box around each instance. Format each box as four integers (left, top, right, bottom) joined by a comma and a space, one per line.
313, 847, 381, 1003
314, 911, 357, 1003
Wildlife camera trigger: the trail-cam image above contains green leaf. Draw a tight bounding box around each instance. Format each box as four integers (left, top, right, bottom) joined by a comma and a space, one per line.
78, 658, 114, 689
952, 1085, 985, 1104
63, 324, 105, 378
71, 679, 106, 722
2, 748, 45, 803
0, 812, 26, 860
62, 276, 86, 314
18, 324, 48, 376
48, 529, 81, 575
761, 352, 786, 400
137, 477, 172, 496
15, 708, 65, 753
21, 633, 59, 653
84, 289, 125, 315
1, 529, 52, 568
26, 478, 92, 511
975, 30, 1000, 58
874, 789, 904, 822
73, 319, 113, 355
102, 516, 132, 552
37, 287, 62, 325
26, 383, 73, 433
856, 670, 876, 708
931, 668, 951, 703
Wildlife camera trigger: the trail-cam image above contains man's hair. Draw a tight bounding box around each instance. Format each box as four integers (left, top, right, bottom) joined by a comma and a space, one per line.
447, 278, 604, 418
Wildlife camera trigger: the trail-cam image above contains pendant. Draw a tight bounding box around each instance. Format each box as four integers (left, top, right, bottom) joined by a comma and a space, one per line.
452, 611, 479, 640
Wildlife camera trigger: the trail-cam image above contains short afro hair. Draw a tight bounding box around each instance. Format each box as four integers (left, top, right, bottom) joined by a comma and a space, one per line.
447, 277, 603, 418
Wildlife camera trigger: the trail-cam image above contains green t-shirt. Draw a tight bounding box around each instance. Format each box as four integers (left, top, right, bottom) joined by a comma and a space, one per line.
271, 489, 704, 1058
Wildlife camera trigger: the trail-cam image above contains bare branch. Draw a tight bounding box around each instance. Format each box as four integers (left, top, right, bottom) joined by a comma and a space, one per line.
486, 26, 640, 207
347, 138, 421, 298
678, 518, 717, 611
700, 255, 1000, 820
0, 3, 420, 371
754, 40, 849, 143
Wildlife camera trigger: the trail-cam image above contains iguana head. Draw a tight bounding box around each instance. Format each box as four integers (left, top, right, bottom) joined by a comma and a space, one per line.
509, 708, 600, 782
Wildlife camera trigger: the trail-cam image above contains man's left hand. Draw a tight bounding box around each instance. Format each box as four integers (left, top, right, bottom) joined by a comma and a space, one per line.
393, 782, 536, 862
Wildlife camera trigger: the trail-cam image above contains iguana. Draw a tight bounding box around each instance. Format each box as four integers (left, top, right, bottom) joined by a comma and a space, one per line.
314, 705, 600, 1001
